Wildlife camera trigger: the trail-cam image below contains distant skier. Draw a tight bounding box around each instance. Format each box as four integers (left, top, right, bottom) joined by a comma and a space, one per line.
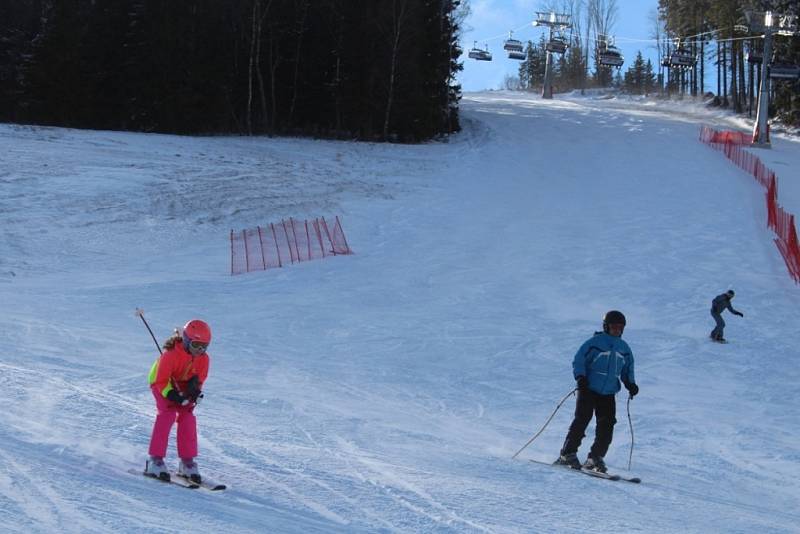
144, 319, 211, 483
555, 310, 638, 473
709, 289, 743, 343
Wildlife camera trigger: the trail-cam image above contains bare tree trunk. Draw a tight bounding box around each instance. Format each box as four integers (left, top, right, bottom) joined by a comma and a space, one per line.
700, 39, 705, 96
288, 0, 309, 128
383, 0, 408, 140
691, 39, 697, 96
246, 0, 258, 135
716, 42, 721, 97
255, 0, 272, 132
267, 33, 279, 133
738, 40, 746, 112
584, 7, 591, 91
731, 38, 739, 112
255, 15, 266, 130
587, 0, 618, 88
748, 38, 755, 116
722, 40, 728, 106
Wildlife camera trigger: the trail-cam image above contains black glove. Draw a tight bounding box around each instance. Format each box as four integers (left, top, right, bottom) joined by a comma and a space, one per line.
576, 376, 589, 391
624, 382, 639, 398
166, 389, 190, 406
734, 311, 744, 317
186, 375, 202, 402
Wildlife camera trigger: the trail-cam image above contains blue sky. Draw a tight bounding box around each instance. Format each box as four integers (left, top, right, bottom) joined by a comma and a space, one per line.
458, 0, 662, 91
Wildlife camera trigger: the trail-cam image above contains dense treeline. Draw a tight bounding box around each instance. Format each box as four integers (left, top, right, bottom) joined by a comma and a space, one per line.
514, 36, 655, 96
0, 0, 464, 141
659, 0, 799, 125
507, 0, 797, 125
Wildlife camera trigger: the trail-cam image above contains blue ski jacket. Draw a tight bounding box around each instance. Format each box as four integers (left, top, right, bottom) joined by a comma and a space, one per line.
572, 331, 635, 396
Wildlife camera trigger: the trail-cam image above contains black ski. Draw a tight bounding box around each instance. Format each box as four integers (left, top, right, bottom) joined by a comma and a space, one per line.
128, 468, 199, 489
529, 459, 641, 483
173, 473, 227, 491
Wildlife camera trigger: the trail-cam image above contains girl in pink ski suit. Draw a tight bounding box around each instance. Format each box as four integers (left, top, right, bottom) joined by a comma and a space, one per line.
146, 319, 210, 481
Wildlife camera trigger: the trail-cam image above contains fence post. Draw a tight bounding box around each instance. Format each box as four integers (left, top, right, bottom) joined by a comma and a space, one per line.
281, 219, 295, 263
305, 220, 312, 260
289, 217, 302, 262
242, 229, 250, 273
767, 176, 778, 231
230, 230, 235, 275
270, 223, 283, 267
257, 225, 267, 270
321, 216, 335, 255
313, 219, 326, 258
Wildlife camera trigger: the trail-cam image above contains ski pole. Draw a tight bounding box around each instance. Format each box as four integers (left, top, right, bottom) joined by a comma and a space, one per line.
626, 396, 635, 470
511, 387, 577, 460
135, 308, 162, 354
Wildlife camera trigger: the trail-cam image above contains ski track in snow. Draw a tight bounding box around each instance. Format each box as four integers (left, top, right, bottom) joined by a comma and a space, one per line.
1, 92, 800, 533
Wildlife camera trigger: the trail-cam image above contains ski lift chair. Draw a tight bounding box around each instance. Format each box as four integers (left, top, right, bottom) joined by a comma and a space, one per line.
669, 49, 696, 68
503, 38, 524, 53
545, 39, 568, 55
468, 42, 492, 61
746, 51, 763, 64
598, 47, 624, 68
769, 63, 800, 80
507, 50, 526, 60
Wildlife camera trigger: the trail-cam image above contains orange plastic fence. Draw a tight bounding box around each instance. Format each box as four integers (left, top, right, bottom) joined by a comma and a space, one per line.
231, 216, 352, 275
700, 125, 800, 283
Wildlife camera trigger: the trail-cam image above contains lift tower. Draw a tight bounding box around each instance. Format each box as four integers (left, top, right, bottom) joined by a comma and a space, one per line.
533, 12, 572, 99
748, 10, 799, 147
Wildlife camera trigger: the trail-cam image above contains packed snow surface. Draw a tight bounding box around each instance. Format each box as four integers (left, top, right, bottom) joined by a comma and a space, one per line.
1, 91, 799, 533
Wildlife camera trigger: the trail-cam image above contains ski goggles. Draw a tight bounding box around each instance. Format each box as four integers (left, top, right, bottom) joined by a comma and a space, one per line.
188, 340, 208, 352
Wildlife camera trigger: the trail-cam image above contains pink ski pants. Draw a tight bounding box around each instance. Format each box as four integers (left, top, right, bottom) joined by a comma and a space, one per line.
148, 385, 198, 460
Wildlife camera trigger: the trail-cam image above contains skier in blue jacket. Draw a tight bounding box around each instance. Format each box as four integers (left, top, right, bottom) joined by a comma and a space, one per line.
556, 310, 638, 473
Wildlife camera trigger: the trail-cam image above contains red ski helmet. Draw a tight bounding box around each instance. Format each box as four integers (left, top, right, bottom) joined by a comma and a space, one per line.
183, 319, 211, 344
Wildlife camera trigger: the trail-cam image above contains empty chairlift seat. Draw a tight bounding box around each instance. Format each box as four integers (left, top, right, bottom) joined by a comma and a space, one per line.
468, 41, 492, 61
504, 37, 525, 60
545, 39, 568, 54
769, 63, 800, 80
503, 38, 524, 53
669, 49, 696, 68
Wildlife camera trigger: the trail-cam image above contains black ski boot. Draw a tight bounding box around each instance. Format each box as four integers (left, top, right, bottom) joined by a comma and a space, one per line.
583, 454, 607, 473
554, 452, 581, 470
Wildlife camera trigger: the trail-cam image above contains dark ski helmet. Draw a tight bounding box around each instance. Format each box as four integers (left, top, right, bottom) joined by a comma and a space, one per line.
726, 289, 735, 297
602, 310, 626, 334
182, 319, 211, 353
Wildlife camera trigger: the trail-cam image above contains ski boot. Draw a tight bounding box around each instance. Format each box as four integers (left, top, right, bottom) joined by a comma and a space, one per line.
583, 454, 607, 473
145, 456, 170, 481
554, 452, 582, 470
178, 458, 202, 484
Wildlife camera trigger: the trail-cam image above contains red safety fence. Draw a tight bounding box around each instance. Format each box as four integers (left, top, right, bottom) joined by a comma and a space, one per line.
700, 125, 800, 283
699, 125, 753, 146
231, 216, 352, 275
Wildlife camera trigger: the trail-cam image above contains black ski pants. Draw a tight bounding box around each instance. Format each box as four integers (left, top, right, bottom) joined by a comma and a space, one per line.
561, 389, 616, 459
710, 309, 725, 339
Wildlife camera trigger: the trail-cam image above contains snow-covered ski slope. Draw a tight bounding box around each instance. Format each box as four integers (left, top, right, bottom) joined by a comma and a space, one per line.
1, 91, 799, 533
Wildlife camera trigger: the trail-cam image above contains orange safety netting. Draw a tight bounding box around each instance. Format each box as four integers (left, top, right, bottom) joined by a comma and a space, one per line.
700, 125, 800, 283
231, 216, 352, 275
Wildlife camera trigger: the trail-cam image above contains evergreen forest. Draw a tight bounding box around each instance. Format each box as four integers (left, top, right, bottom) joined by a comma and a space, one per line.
658, 0, 799, 125
0, 0, 464, 141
